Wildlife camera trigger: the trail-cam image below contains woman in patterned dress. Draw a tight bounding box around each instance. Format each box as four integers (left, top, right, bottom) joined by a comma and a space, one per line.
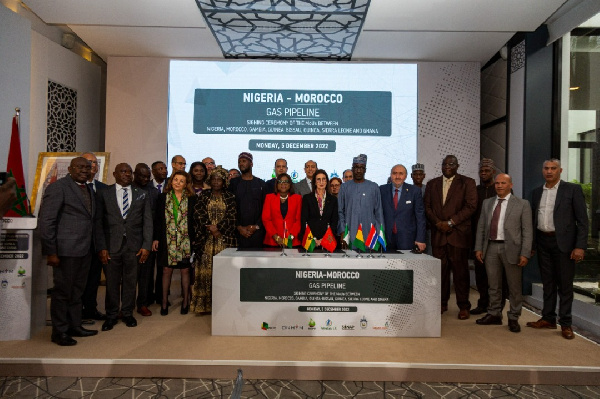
152, 170, 196, 315
191, 166, 237, 314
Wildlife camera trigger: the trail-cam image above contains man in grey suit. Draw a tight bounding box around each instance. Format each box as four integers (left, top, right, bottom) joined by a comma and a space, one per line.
294, 160, 317, 197
95, 163, 153, 331
474, 174, 533, 333
527, 159, 588, 340
39, 157, 98, 346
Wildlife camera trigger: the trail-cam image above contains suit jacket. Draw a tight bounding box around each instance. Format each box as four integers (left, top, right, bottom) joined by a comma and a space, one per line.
475, 195, 533, 264
95, 184, 153, 254
262, 193, 302, 246
39, 175, 95, 257
154, 193, 196, 267
531, 180, 588, 253
424, 173, 477, 248
294, 178, 311, 197
300, 192, 339, 240
380, 183, 426, 250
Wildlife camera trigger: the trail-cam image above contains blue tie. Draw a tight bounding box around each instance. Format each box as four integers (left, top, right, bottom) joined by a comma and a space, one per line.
122, 188, 129, 218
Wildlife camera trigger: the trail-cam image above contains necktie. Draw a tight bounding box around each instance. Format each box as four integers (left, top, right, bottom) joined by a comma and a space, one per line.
87, 182, 95, 192
79, 184, 92, 214
122, 188, 129, 218
157, 183, 162, 193
392, 188, 399, 234
443, 178, 451, 205
489, 199, 505, 240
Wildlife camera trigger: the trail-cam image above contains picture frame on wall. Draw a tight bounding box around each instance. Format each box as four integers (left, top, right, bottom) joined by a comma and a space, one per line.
30, 152, 110, 216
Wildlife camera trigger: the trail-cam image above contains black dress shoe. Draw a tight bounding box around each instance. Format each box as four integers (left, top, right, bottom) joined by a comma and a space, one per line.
101, 319, 118, 331
68, 326, 98, 337
51, 332, 77, 346
160, 307, 168, 316
82, 309, 107, 321
469, 306, 487, 315
508, 319, 521, 333
123, 315, 138, 327
476, 314, 503, 325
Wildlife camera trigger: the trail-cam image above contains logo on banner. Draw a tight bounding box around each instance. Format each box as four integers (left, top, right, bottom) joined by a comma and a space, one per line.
0, 269, 14, 274
321, 319, 337, 330
308, 318, 316, 330
373, 321, 389, 330
1, 279, 7, 288
261, 322, 276, 331
17, 266, 26, 277
282, 325, 304, 330
342, 325, 355, 330
11, 281, 25, 289
360, 316, 368, 329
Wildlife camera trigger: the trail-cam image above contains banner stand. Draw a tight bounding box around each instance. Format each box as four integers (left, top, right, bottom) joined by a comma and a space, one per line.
0, 217, 37, 341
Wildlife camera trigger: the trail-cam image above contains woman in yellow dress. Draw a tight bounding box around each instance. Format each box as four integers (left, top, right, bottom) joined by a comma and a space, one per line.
190, 166, 237, 314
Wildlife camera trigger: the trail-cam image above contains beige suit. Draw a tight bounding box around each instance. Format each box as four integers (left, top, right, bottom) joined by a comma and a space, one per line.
475, 195, 533, 320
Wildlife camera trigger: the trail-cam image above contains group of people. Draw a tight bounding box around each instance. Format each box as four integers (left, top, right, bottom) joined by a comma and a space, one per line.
36, 150, 587, 346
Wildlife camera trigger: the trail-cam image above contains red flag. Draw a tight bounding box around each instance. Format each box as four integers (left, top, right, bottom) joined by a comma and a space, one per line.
320, 226, 337, 253
302, 224, 312, 247
6, 116, 29, 216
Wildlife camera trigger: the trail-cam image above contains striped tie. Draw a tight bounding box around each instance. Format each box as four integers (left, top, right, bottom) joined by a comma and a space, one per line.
122, 188, 129, 218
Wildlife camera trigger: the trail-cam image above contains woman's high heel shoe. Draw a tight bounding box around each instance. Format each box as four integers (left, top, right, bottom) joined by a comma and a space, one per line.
180, 303, 189, 315
160, 306, 168, 316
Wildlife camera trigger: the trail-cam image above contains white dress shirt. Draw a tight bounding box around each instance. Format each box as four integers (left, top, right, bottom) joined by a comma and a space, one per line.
537, 181, 559, 232
115, 183, 130, 216
492, 193, 511, 240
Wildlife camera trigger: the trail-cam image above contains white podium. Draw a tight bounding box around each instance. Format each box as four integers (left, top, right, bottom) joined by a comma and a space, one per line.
0, 217, 37, 340
212, 248, 441, 337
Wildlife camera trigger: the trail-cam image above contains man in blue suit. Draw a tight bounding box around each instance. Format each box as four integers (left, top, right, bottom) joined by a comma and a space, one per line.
527, 159, 588, 340
380, 164, 426, 252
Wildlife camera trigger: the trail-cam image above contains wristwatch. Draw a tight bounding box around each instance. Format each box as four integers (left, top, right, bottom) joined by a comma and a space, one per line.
447, 220, 453, 227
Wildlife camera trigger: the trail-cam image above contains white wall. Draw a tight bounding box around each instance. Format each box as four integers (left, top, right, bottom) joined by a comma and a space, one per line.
105, 57, 169, 182
29, 31, 102, 192
105, 58, 481, 184
0, 4, 31, 184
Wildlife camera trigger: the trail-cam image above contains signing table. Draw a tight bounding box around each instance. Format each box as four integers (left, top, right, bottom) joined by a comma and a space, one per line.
212, 248, 441, 337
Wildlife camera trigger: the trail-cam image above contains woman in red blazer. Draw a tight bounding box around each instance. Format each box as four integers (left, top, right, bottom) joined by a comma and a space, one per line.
262, 173, 302, 247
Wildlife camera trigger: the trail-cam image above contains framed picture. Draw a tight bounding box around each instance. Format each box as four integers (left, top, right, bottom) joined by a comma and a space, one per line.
30, 152, 110, 215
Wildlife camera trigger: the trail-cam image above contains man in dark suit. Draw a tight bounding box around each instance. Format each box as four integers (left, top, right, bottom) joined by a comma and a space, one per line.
80, 152, 108, 321
380, 164, 426, 252
95, 163, 153, 331
39, 157, 98, 346
294, 160, 317, 197
424, 155, 477, 319
474, 174, 533, 333
132, 163, 159, 317
527, 159, 588, 340
265, 158, 288, 194
229, 152, 266, 248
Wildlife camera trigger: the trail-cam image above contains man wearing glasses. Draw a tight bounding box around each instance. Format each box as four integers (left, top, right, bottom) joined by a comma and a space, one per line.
424, 155, 477, 320
202, 157, 216, 175
171, 155, 187, 173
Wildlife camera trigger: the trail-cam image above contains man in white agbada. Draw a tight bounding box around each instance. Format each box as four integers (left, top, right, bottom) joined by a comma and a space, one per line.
337, 154, 384, 248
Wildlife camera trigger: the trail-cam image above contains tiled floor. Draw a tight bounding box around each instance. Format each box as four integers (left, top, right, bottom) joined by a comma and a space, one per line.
1, 377, 600, 398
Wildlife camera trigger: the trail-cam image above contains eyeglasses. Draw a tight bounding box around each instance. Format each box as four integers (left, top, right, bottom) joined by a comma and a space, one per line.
330, 183, 341, 187
277, 180, 291, 184
205, 162, 215, 165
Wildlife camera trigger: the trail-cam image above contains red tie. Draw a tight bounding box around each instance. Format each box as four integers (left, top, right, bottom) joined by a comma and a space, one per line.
393, 188, 399, 234
489, 199, 505, 240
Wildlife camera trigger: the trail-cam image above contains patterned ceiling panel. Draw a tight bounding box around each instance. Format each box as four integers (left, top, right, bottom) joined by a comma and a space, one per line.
195, 0, 371, 60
